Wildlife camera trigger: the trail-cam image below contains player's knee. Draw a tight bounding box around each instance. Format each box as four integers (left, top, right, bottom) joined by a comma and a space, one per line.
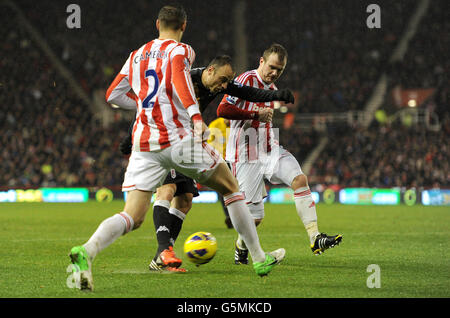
249, 201, 265, 221
123, 190, 152, 231
292, 174, 308, 189
177, 198, 192, 213
227, 182, 240, 195
156, 184, 176, 201
132, 219, 144, 230
220, 176, 240, 196
212, 179, 240, 197
207, 163, 240, 196
173, 194, 193, 214
183, 200, 193, 214
124, 211, 145, 231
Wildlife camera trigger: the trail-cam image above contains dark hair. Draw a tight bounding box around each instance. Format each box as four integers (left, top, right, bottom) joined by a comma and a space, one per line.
262, 43, 288, 62
207, 55, 233, 69
158, 4, 187, 31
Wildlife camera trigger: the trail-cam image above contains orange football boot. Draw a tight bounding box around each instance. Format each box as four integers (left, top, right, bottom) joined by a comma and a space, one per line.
166, 266, 187, 273
159, 246, 182, 268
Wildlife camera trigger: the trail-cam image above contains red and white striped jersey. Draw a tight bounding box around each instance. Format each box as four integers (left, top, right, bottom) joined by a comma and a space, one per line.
106, 39, 200, 152
220, 69, 279, 163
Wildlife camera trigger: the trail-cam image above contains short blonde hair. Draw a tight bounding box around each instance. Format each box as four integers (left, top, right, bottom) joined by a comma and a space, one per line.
262, 43, 288, 62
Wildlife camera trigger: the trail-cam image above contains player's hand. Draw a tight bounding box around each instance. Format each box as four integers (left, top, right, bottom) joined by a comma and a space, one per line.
119, 134, 132, 155
193, 120, 210, 143
275, 89, 295, 104
257, 108, 274, 123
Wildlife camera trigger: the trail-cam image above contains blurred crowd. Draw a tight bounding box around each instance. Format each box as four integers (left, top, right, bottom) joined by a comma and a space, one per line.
1, 6, 129, 188
311, 120, 450, 188
387, 1, 449, 118
308, 0, 449, 188
1, 0, 448, 189
17, 0, 234, 96
246, 0, 415, 114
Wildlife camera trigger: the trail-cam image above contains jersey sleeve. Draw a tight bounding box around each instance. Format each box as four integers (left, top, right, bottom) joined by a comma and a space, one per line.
217, 75, 259, 120
225, 80, 278, 103
105, 52, 138, 109
217, 98, 259, 120
171, 44, 196, 68
171, 45, 202, 120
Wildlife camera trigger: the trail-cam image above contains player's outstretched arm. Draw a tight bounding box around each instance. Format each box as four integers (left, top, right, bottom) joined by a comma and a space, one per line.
225, 82, 295, 104
217, 98, 273, 123
217, 98, 258, 120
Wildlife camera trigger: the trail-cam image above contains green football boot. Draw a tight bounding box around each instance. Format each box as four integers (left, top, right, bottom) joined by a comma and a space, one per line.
253, 248, 286, 277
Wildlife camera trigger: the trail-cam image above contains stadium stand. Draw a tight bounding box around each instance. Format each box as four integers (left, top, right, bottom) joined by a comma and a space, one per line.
1, 5, 129, 188
245, 0, 420, 173
16, 0, 235, 95
387, 0, 448, 118
1, 0, 447, 190
310, 0, 449, 188
310, 122, 450, 188
246, 0, 415, 114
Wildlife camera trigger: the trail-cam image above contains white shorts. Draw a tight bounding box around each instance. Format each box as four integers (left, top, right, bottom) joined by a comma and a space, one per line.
122, 136, 224, 192
231, 146, 303, 204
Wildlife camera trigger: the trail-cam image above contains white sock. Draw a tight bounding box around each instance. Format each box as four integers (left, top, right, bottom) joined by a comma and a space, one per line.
168, 207, 186, 220
237, 201, 264, 250
294, 187, 319, 244
224, 192, 265, 263
236, 234, 246, 250
83, 212, 134, 260
154, 200, 170, 209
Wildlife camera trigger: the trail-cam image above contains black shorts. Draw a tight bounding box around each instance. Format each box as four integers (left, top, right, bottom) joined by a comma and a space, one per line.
163, 169, 200, 197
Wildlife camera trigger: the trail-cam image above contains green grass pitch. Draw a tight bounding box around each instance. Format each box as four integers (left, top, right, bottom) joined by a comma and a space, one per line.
0, 201, 449, 298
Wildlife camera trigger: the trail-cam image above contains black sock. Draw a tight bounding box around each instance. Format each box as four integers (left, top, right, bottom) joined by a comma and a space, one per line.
153, 204, 172, 260
169, 212, 184, 244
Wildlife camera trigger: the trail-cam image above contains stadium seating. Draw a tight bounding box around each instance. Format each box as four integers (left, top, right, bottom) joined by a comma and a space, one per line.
310, 121, 449, 188
246, 0, 416, 114
1, 0, 447, 189
17, 0, 235, 95
1, 6, 129, 188
309, 0, 449, 188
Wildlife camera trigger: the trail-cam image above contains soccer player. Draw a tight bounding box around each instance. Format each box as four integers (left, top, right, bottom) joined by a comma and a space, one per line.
217, 43, 343, 265
119, 56, 294, 273
68, 4, 285, 291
